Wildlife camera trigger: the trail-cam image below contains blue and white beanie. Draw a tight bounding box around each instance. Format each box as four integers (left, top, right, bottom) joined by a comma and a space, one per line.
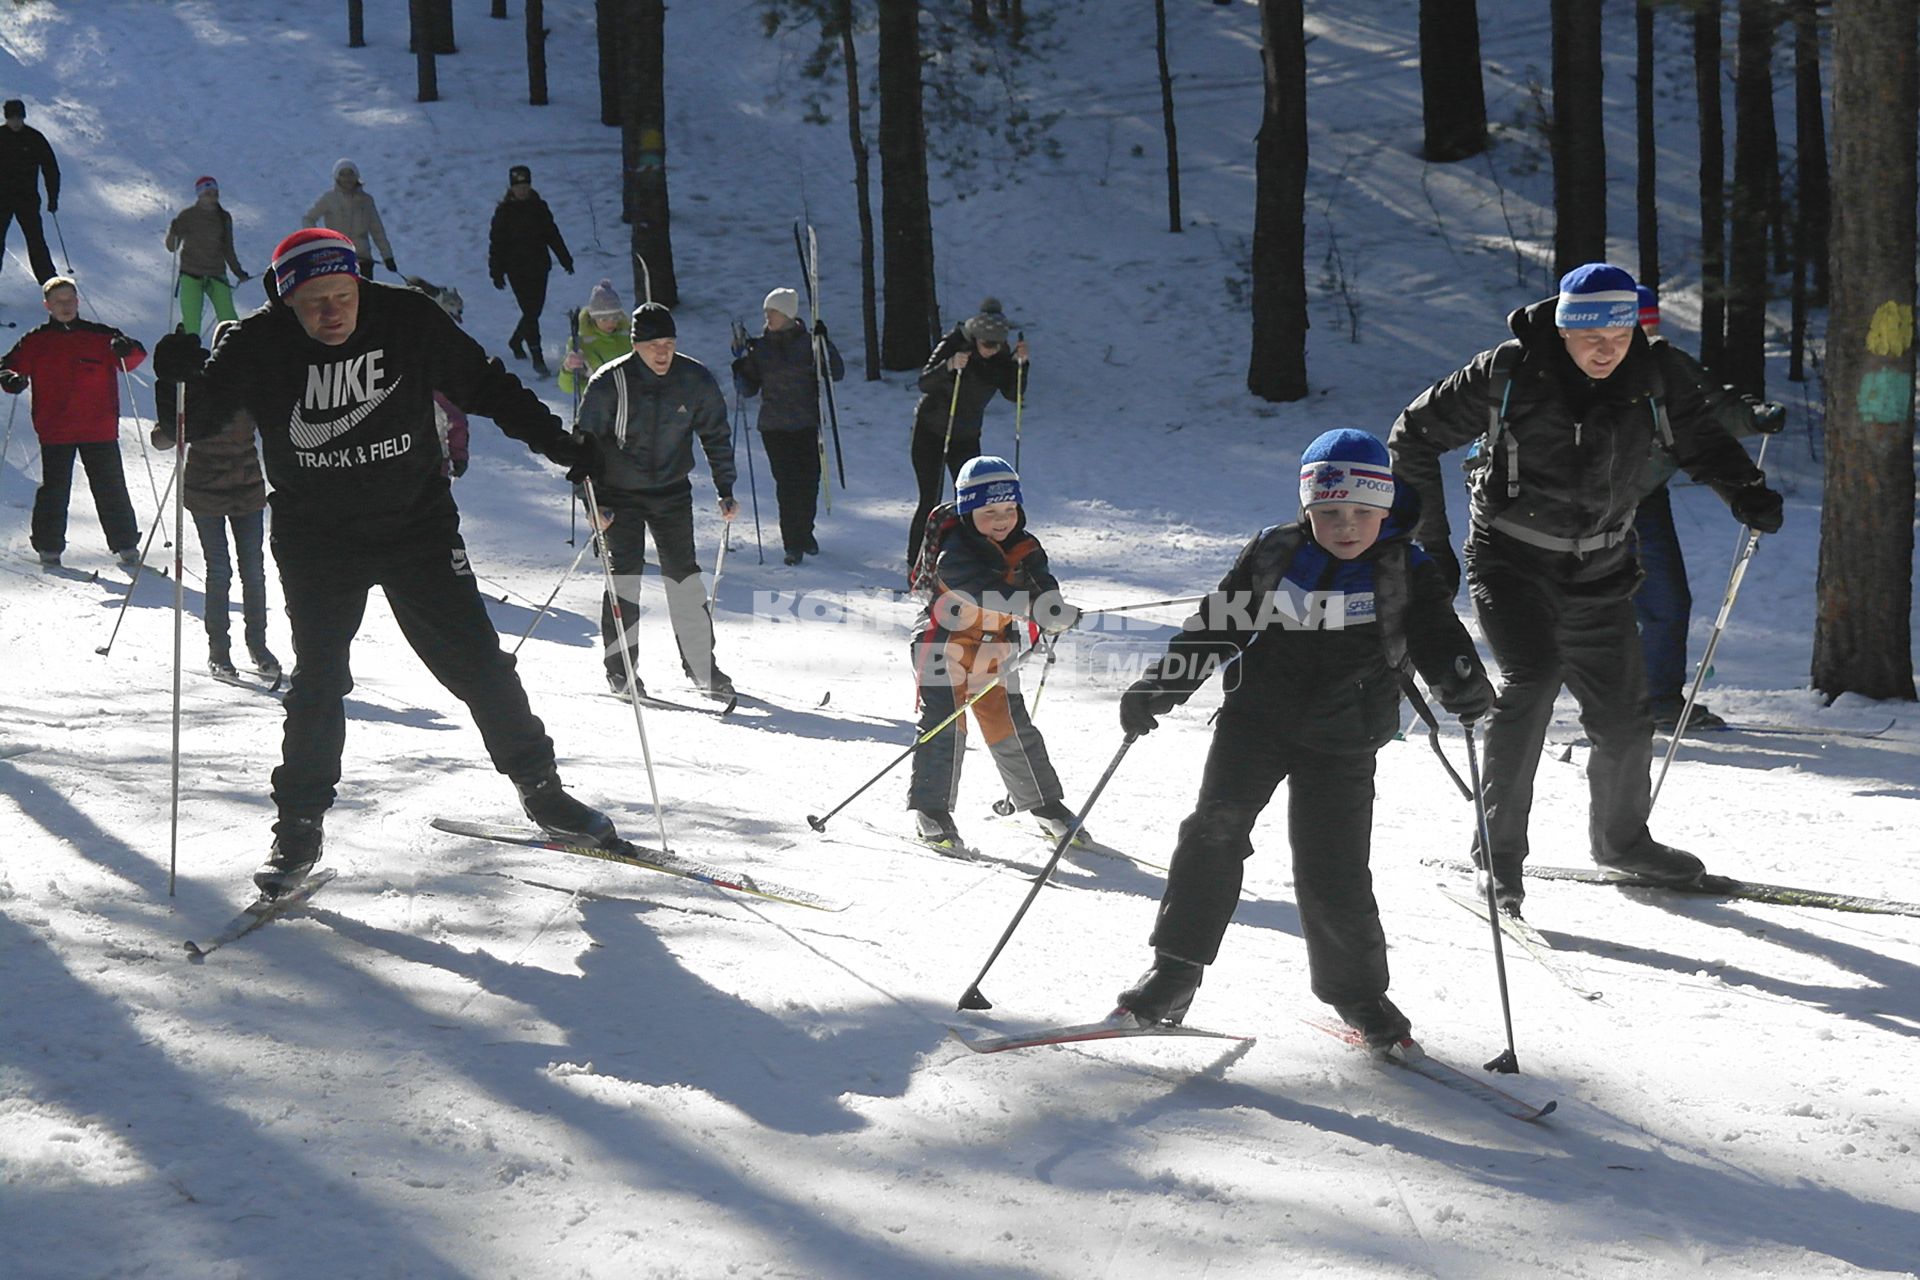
956, 455, 1022, 515
1298, 428, 1396, 512
1554, 263, 1641, 329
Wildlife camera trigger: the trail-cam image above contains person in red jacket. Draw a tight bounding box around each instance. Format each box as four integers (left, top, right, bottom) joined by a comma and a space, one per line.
0, 275, 146, 568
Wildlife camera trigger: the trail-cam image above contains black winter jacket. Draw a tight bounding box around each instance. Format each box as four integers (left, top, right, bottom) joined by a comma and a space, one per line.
912, 326, 1024, 437
487, 191, 573, 280
732, 322, 844, 433
575, 351, 736, 499
0, 123, 58, 205
1388, 297, 1764, 583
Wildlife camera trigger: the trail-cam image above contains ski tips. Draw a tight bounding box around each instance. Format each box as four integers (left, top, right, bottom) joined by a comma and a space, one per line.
958, 986, 993, 1012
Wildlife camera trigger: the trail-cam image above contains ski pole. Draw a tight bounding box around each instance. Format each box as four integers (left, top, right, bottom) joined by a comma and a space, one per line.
1012, 332, 1025, 472
94, 464, 179, 657
511, 534, 595, 655
121, 352, 170, 547
806, 643, 1045, 833
1650, 435, 1773, 811
51, 209, 73, 274
1463, 722, 1523, 1074
706, 521, 731, 613
167, 384, 187, 897
1081, 594, 1208, 618
732, 374, 765, 563
992, 634, 1060, 817
566, 306, 582, 547
820, 334, 845, 488
0, 394, 17, 485
583, 479, 671, 854
942, 365, 963, 500
958, 733, 1138, 1011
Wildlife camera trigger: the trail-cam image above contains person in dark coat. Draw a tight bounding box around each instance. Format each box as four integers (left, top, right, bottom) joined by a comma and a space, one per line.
1388, 263, 1785, 917
151, 227, 613, 898
0, 98, 60, 286
904, 298, 1029, 572
730, 287, 843, 565
487, 164, 573, 378
573, 302, 738, 702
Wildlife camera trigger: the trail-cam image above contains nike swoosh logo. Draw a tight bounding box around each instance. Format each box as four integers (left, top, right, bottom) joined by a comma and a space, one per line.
288, 375, 404, 450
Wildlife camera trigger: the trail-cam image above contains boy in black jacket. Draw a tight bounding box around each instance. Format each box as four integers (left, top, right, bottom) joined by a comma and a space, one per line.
1114, 429, 1495, 1047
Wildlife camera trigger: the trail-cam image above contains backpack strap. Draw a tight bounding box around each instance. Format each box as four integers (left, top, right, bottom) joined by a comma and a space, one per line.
1484, 339, 1525, 499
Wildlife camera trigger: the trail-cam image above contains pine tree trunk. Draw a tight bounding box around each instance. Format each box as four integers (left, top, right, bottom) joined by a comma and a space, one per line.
1791, 0, 1828, 306
878, 0, 936, 371
1695, 0, 1727, 371
432, 0, 456, 53
1419, 0, 1487, 162
410, 0, 439, 102
348, 0, 366, 48
1550, 0, 1606, 276
527, 0, 548, 106
1812, 0, 1918, 701
836, 0, 882, 380
622, 0, 676, 306
1724, 0, 1777, 398
1635, 0, 1658, 287
1156, 0, 1183, 232
1247, 0, 1307, 403
597, 0, 620, 127
493, 0, 508, 18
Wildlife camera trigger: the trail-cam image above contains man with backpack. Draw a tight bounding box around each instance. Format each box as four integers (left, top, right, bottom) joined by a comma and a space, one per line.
1387, 263, 1784, 917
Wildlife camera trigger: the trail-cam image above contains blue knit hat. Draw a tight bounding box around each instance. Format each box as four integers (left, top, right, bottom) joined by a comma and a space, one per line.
1298, 428, 1396, 511
1635, 284, 1660, 328
956, 455, 1022, 515
1555, 263, 1640, 329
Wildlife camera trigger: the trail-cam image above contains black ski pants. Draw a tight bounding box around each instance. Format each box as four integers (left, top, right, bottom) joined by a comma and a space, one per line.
270, 530, 556, 820
906, 426, 980, 571
596, 482, 720, 686
1149, 706, 1388, 1008
506, 267, 550, 360
1467, 541, 1660, 872
761, 426, 820, 556
32, 441, 139, 555
0, 197, 57, 283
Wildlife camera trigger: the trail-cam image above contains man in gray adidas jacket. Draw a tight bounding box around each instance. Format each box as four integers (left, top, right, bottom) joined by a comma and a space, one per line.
1388, 263, 1782, 916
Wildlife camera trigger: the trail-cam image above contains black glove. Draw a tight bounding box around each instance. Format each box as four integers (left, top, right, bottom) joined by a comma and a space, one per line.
1426, 542, 1461, 596
450, 457, 469, 479
554, 431, 605, 485
1731, 481, 1784, 534
152, 331, 206, 382
382, 257, 398, 274
1119, 680, 1180, 737
730, 341, 748, 361
0, 369, 26, 395
1436, 654, 1496, 724
233, 270, 252, 284
1748, 399, 1787, 434
110, 335, 137, 359
813, 320, 829, 341
562, 261, 575, 275
45, 195, 56, 214
493, 275, 506, 291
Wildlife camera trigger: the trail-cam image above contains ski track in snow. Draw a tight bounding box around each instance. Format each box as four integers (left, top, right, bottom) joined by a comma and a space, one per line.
0, 2, 1916, 1277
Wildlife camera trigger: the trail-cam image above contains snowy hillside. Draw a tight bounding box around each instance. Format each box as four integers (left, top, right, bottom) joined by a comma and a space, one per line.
1, 2, 1916, 1277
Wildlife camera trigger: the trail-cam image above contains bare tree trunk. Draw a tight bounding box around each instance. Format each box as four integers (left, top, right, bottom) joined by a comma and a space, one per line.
1813, 0, 1917, 701
1155, 0, 1183, 233
621, 0, 676, 306
410, 0, 439, 102
492, 0, 508, 18
835, 2, 882, 380
1791, 0, 1828, 305
1419, 0, 1488, 162
1550, 0, 1606, 276
412, 0, 455, 53
348, 0, 366, 48
970, 0, 991, 30
878, 0, 937, 371
1724, 0, 1777, 398
1247, 0, 1307, 403
1635, 0, 1658, 287
597, 0, 620, 127
527, 0, 548, 106
1695, 0, 1727, 371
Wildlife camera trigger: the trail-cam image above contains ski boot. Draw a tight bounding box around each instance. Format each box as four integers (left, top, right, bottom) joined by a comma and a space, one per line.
605, 670, 647, 700
1334, 995, 1412, 1051
1115, 953, 1204, 1027
1650, 700, 1727, 733
913, 809, 967, 853
1030, 800, 1090, 847
516, 769, 618, 849
1594, 840, 1704, 885
783, 550, 803, 566
36, 549, 61, 570
209, 641, 238, 681
249, 644, 282, 681
114, 546, 140, 569
255, 816, 324, 898
1471, 844, 1526, 917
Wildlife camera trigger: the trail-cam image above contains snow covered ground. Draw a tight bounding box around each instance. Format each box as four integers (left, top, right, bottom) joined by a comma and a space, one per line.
2, 2, 1916, 1276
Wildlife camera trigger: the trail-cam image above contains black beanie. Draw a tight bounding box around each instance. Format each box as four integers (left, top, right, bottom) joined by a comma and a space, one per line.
508, 164, 531, 185
631, 302, 676, 343
2, 100, 24, 120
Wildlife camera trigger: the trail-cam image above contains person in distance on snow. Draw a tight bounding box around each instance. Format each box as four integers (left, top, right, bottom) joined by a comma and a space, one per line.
151, 227, 613, 897
0, 98, 60, 287
558, 278, 632, 398
1629, 285, 1786, 734
149, 325, 279, 683
572, 300, 739, 703
1387, 263, 1784, 917
303, 158, 396, 280
1113, 429, 1495, 1049
730, 286, 844, 566
907, 456, 1082, 851
488, 163, 574, 379
165, 176, 252, 334
904, 299, 1029, 573
0, 275, 146, 570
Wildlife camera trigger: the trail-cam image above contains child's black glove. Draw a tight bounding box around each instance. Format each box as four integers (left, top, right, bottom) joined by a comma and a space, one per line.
1435, 655, 1496, 724
1120, 680, 1179, 737
0, 369, 26, 395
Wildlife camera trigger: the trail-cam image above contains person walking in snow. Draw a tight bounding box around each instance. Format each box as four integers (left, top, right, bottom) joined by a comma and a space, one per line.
573, 301, 738, 703
303, 159, 395, 280
149, 329, 278, 683
1387, 263, 1785, 917
730, 286, 843, 566
558, 278, 632, 399
165, 176, 252, 335
907, 456, 1081, 852
905, 299, 1029, 573
1629, 285, 1786, 734
0, 98, 60, 287
0, 276, 146, 569
487, 163, 573, 378
1112, 429, 1495, 1048
151, 227, 612, 898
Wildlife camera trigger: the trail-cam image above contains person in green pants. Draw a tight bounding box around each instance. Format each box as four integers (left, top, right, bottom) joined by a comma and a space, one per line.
165, 176, 250, 335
